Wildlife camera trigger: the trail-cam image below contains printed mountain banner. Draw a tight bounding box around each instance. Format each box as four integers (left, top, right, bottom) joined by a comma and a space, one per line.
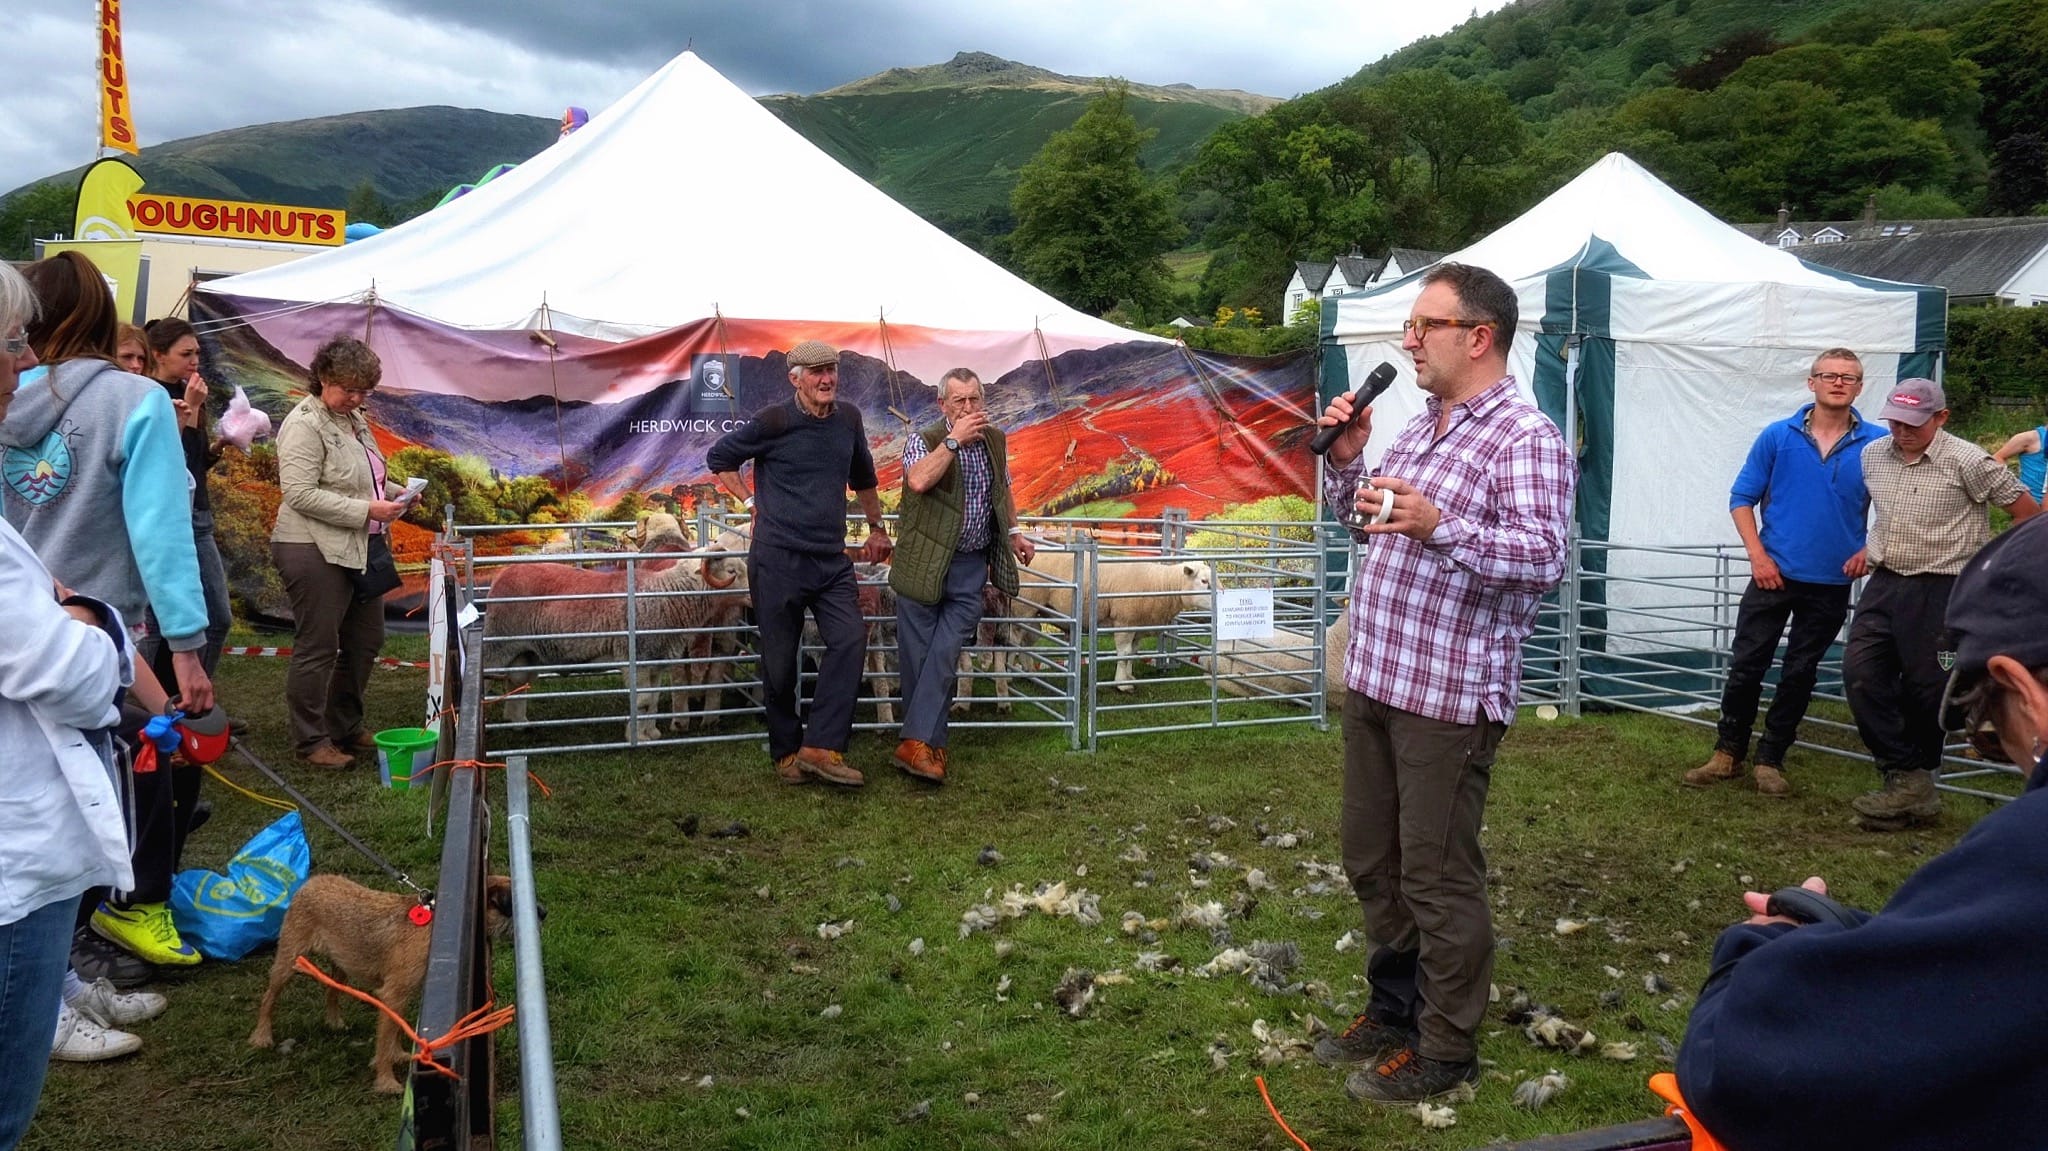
191, 294, 1318, 529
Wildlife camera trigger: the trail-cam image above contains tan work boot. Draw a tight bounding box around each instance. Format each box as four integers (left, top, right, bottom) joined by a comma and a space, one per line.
893, 739, 946, 784
1852, 769, 1941, 828
774, 753, 809, 785
298, 742, 355, 770
1682, 749, 1742, 788
1752, 763, 1791, 798
795, 747, 865, 787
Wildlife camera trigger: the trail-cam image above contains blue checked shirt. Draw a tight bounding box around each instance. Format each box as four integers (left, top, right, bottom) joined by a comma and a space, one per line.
904, 433, 996, 552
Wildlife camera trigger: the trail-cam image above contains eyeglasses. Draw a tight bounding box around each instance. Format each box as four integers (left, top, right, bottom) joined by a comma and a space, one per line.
1810, 371, 1863, 385
1402, 316, 1487, 338
3, 331, 25, 356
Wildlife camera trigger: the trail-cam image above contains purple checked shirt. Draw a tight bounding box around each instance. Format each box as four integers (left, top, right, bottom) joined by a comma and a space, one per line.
1324, 375, 1576, 725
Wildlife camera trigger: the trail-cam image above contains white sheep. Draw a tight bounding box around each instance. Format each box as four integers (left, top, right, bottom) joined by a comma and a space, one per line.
1211, 607, 1349, 704
1020, 550, 1215, 693
483, 529, 749, 741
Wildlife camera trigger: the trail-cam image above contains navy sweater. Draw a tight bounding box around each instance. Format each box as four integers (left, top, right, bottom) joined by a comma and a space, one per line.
1676, 767, 2048, 1150
706, 398, 877, 556
1727, 405, 1883, 585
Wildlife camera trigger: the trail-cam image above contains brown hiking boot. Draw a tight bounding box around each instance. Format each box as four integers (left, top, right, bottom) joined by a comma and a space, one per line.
795, 747, 865, 787
1683, 749, 1742, 788
1853, 769, 1940, 828
298, 742, 355, 770
1752, 763, 1790, 798
893, 739, 946, 784
1311, 1013, 1414, 1067
774, 753, 809, 785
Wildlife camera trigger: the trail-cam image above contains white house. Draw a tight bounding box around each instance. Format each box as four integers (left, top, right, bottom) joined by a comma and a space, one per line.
1281, 246, 1445, 325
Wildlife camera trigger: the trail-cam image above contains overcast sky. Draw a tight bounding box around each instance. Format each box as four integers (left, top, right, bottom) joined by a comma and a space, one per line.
4, 0, 1510, 190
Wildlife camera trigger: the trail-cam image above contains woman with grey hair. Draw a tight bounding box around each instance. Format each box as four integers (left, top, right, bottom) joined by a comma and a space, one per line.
0, 261, 139, 1148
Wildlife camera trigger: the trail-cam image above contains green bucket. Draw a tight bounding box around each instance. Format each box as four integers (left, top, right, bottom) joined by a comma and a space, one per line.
372, 727, 438, 792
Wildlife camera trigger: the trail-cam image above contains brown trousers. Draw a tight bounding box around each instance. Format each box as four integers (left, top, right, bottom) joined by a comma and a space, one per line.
1340, 690, 1505, 1063
272, 542, 385, 755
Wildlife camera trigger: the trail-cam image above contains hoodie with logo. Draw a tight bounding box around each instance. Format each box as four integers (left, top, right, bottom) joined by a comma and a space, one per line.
0, 359, 206, 649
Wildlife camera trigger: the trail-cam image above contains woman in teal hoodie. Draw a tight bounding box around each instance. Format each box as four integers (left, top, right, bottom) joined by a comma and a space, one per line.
0, 251, 212, 972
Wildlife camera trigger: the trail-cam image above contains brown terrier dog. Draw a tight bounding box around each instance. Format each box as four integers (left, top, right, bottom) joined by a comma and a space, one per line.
248, 874, 536, 1094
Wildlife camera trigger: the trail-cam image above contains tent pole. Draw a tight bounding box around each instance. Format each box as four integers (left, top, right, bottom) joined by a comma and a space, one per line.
536, 297, 571, 490
1563, 332, 1582, 718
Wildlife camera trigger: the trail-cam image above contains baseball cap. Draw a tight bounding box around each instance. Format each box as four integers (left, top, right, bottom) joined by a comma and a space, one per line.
1877, 378, 1946, 425
786, 339, 839, 368
1947, 515, 2048, 682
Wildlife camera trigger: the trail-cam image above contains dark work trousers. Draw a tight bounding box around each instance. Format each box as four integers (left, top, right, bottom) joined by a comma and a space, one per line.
1714, 577, 1852, 769
751, 542, 866, 761
272, 541, 386, 755
1340, 690, 1505, 1064
1843, 568, 1956, 777
895, 551, 989, 749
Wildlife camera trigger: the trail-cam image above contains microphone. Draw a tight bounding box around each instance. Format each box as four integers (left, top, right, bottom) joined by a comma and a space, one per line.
1309, 361, 1398, 456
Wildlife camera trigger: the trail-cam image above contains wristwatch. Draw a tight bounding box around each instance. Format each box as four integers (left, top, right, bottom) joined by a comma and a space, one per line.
942, 436, 961, 452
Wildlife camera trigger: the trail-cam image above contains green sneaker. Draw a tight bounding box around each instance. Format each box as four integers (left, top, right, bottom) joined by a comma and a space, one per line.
92, 901, 201, 967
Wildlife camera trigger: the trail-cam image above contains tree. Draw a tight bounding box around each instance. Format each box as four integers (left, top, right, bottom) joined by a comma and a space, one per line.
0, 182, 76, 261
1989, 132, 2048, 214
345, 181, 394, 228
1374, 70, 1527, 201
1009, 83, 1184, 317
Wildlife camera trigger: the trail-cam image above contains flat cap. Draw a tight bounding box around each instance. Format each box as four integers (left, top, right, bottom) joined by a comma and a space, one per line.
786, 339, 840, 368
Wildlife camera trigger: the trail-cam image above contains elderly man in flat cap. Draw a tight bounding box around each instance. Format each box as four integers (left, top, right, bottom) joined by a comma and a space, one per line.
1845, 377, 2039, 829
710, 340, 892, 787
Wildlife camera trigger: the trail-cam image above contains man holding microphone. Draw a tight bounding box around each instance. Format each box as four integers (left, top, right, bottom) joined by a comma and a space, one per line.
1308, 263, 1576, 1105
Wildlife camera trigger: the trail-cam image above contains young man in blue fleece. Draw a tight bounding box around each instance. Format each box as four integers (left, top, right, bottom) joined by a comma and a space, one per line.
1684, 347, 1883, 797
1674, 512, 2048, 1150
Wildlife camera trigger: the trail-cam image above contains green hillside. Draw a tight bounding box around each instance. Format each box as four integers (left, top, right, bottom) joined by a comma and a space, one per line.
764, 86, 1245, 222
1178, 0, 2047, 313
1, 53, 1266, 256
12, 106, 561, 212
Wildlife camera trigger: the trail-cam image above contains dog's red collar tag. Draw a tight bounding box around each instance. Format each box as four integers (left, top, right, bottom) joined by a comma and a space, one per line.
408, 904, 434, 927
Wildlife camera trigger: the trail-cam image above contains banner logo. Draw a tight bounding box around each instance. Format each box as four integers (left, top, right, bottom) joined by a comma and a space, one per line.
128, 194, 346, 246
98, 0, 138, 155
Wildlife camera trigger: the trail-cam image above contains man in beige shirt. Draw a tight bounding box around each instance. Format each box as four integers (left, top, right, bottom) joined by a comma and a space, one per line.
1845, 378, 2040, 829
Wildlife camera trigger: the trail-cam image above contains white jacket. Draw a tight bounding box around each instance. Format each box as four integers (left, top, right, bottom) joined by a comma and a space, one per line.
0, 518, 133, 927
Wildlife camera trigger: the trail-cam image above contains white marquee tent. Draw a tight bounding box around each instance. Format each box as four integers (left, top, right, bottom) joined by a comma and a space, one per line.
1322, 152, 1944, 666
201, 49, 1157, 395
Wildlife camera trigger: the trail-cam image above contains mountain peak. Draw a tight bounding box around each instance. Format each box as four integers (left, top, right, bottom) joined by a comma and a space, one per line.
819, 52, 1278, 114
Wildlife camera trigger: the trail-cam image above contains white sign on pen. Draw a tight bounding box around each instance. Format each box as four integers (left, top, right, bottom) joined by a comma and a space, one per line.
1215, 587, 1274, 641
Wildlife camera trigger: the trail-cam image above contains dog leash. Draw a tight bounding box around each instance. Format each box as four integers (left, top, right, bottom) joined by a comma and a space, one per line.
228, 738, 435, 910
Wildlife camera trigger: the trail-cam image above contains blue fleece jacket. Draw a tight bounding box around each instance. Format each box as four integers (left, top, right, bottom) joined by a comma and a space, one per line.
706, 398, 878, 556
1728, 405, 1884, 585
0, 361, 206, 647
1676, 766, 2048, 1150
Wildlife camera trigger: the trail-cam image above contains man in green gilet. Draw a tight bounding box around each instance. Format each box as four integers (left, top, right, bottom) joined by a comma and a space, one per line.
887, 369, 1034, 784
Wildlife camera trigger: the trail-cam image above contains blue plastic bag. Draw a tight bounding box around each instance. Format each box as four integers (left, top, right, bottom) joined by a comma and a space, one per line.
170, 810, 312, 961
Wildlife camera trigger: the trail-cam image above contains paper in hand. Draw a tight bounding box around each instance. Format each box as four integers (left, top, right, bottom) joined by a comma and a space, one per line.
400, 476, 429, 504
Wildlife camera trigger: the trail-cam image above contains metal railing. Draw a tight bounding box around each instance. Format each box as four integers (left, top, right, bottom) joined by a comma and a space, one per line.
404, 574, 561, 1151
1552, 539, 2020, 800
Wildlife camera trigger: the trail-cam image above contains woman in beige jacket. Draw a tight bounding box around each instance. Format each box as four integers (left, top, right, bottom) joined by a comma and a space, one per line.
270, 336, 408, 768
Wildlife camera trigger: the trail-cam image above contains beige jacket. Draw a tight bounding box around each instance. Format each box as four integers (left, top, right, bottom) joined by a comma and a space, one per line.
270, 394, 397, 571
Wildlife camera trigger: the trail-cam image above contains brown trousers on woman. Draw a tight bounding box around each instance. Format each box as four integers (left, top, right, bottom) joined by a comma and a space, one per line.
272, 541, 385, 755
1340, 690, 1505, 1064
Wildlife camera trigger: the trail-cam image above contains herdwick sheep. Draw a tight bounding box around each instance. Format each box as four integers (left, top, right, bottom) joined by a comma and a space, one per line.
800, 562, 900, 726
1020, 551, 1216, 693
483, 529, 749, 741
953, 583, 1031, 714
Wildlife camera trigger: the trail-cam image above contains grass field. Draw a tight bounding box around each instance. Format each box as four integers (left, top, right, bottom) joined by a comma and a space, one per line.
20, 632, 1992, 1151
